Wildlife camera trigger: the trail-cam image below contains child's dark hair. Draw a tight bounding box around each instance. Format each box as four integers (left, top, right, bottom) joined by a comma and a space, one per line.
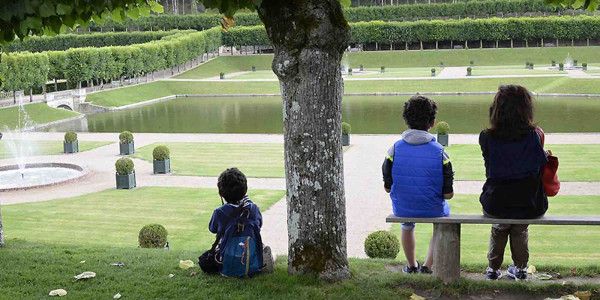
402, 95, 438, 130
217, 168, 248, 204
487, 84, 536, 140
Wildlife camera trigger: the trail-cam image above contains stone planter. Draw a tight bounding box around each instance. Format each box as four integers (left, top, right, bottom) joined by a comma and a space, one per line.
574, 60, 578, 67
583, 66, 588, 71
153, 159, 171, 174
431, 71, 436, 77
342, 134, 350, 146
220, 74, 225, 80
360, 65, 364, 71
467, 71, 472, 76
559, 66, 564, 71
437, 134, 449, 147
116, 172, 136, 189
552, 61, 556, 67
380, 67, 385, 74
64, 141, 79, 154
252, 66, 256, 72
120, 142, 135, 155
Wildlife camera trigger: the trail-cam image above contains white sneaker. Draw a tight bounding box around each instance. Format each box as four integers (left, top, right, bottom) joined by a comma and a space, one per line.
262, 246, 274, 274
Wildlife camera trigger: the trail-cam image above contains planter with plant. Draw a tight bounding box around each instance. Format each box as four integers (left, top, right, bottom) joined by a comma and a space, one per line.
470, 61, 474, 67
525, 61, 529, 69
466, 67, 472, 76
435, 121, 450, 147
119, 131, 134, 155
342, 122, 351, 146
115, 157, 136, 189
63, 131, 78, 154
552, 60, 556, 67
359, 64, 364, 71
380, 66, 385, 73
153, 145, 171, 174
252, 66, 256, 72
583, 63, 588, 71
529, 62, 534, 70
348, 68, 353, 76
559, 63, 564, 71
440, 61, 444, 67
219, 72, 225, 79
431, 68, 436, 77
574, 60, 578, 67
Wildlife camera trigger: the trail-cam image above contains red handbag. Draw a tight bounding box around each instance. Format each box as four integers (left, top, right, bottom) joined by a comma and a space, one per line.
535, 127, 560, 197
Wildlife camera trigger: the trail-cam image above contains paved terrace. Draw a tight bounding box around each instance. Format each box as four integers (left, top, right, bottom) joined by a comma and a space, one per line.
1, 132, 599, 258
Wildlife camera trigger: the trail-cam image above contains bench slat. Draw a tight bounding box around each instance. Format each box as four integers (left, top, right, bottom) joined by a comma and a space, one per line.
386, 214, 600, 226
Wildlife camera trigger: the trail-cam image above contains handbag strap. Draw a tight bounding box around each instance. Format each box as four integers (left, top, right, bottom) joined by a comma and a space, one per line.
535, 126, 545, 147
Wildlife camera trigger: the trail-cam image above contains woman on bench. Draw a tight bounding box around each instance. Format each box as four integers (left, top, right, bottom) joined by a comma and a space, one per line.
479, 85, 550, 281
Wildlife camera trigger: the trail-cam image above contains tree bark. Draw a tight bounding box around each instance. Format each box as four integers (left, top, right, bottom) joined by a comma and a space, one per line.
257, 0, 351, 282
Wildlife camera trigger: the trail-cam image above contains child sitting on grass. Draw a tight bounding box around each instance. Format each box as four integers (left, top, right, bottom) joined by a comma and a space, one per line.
382, 95, 454, 274
205, 168, 274, 276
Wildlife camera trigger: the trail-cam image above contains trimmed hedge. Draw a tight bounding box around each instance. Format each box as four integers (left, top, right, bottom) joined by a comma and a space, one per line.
4, 31, 182, 53
0, 52, 49, 95
219, 16, 600, 47
115, 157, 134, 175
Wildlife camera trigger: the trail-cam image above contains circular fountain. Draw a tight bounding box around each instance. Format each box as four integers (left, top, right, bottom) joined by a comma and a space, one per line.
0, 163, 86, 192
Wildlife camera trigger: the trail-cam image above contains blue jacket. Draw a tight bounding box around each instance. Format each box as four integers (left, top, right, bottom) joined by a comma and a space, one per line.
390, 133, 450, 218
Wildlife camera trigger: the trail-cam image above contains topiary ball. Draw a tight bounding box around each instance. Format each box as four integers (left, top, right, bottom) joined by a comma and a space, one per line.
64, 131, 77, 143
153, 145, 170, 161
435, 121, 450, 135
364, 231, 400, 259
115, 157, 134, 175
119, 131, 134, 144
138, 224, 168, 248
342, 122, 352, 135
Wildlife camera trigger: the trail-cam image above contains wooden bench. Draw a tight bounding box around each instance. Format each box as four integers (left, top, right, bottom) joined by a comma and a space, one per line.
386, 214, 600, 283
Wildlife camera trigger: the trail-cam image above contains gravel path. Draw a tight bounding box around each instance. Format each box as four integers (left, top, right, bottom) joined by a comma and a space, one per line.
2, 133, 599, 258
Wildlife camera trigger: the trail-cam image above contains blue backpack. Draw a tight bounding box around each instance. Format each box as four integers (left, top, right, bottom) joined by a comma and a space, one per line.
217, 201, 263, 278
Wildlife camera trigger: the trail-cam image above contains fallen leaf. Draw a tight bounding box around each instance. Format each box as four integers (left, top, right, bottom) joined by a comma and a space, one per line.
79, 260, 86, 264
527, 265, 536, 274
74, 271, 96, 280
168, 274, 175, 278
575, 291, 592, 300
49, 289, 67, 297
179, 260, 195, 270
535, 273, 553, 280
114, 293, 122, 299
189, 271, 198, 277
410, 294, 426, 300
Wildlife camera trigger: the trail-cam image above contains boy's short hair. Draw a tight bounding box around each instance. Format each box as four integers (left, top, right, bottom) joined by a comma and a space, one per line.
218, 168, 248, 204
402, 95, 438, 131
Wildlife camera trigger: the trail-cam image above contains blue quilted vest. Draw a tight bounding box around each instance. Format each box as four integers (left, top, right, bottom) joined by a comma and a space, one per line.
390, 139, 450, 218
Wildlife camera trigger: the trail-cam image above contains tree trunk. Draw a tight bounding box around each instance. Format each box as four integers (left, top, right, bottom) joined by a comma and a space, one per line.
257, 0, 351, 282
54, 78, 58, 91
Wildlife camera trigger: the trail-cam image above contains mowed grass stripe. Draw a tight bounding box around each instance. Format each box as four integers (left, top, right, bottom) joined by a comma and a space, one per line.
391, 194, 600, 267
0, 141, 113, 159
134, 142, 285, 178
2, 187, 285, 251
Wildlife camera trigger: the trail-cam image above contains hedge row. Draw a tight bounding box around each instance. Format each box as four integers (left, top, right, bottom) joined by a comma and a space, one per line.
4, 31, 187, 53
220, 16, 600, 47
0, 28, 221, 92
81, 0, 586, 33
0, 52, 49, 95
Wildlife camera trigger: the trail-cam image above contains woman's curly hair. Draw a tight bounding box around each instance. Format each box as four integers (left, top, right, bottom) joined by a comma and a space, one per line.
402, 95, 438, 130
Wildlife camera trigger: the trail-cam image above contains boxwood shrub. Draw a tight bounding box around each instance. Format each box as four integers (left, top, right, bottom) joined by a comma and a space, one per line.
153, 145, 170, 161
342, 122, 352, 135
364, 231, 400, 259
138, 224, 168, 248
64, 131, 78, 143
115, 157, 134, 175
119, 131, 134, 144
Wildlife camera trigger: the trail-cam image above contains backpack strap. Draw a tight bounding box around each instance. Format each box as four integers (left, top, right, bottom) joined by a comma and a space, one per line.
211, 199, 248, 251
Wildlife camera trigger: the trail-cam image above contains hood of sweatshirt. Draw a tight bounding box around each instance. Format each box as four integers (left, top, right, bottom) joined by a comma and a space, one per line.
401, 129, 434, 145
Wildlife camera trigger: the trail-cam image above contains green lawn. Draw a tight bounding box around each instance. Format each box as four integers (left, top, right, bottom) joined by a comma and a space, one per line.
87, 77, 600, 107
471, 66, 566, 76
230, 68, 443, 80
2, 187, 284, 251
0, 103, 79, 130
393, 194, 600, 268
176, 55, 274, 79
0, 141, 112, 159
134, 142, 285, 178
174, 47, 600, 80
4, 241, 596, 300
446, 144, 600, 181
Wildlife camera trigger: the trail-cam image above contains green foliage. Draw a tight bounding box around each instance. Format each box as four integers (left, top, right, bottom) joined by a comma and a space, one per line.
0, 0, 164, 44
221, 25, 270, 47
119, 131, 134, 144
364, 231, 400, 259
152, 145, 170, 161
431, 68, 436, 73
583, 62, 588, 67
545, 0, 599, 11
115, 157, 134, 175
435, 121, 450, 134
138, 224, 168, 248
64, 131, 77, 143
342, 122, 352, 135
0, 52, 49, 93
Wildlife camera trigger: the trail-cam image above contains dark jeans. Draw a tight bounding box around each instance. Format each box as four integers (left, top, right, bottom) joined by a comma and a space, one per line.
484, 211, 530, 270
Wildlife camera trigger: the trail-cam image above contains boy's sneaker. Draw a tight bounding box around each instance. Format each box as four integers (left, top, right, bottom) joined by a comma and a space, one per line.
418, 265, 432, 274
507, 264, 527, 281
402, 262, 420, 274
262, 246, 274, 274
486, 267, 503, 280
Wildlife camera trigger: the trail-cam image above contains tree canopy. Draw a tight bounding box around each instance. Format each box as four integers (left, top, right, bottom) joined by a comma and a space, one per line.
545, 0, 599, 11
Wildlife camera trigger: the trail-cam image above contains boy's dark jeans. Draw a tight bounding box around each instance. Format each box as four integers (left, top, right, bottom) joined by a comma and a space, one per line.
484, 211, 530, 270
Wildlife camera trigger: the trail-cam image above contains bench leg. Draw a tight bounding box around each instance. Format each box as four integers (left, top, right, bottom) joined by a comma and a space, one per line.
432, 223, 461, 284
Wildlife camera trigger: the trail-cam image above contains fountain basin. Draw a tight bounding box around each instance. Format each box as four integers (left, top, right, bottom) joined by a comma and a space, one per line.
0, 163, 86, 192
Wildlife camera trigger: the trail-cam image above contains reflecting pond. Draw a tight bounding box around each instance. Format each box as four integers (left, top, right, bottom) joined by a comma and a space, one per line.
47, 95, 600, 133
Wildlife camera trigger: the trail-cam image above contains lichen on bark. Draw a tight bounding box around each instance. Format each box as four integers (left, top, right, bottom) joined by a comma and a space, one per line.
257, 0, 351, 281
